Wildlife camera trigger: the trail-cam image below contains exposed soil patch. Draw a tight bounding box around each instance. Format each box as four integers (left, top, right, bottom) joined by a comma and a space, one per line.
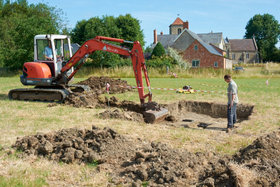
12, 126, 280, 186
164, 100, 254, 120
64, 76, 132, 108
12, 126, 219, 186
98, 108, 144, 122
77, 76, 132, 94
13, 126, 140, 164
198, 130, 280, 186
64, 91, 104, 108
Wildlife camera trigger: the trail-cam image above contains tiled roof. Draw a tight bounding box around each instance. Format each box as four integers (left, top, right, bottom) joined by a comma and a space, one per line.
170, 17, 184, 25
229, 39, 257, 52
197, 32, 223, 45
156, 34, 178, 48
174, 29, 222, 56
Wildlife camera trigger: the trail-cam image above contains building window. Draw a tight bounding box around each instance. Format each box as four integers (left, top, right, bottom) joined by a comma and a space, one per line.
232, 53, 235, 60
192, 60, 200, 67
246, 53, 249, 59
214, 62, 218, 67
178, 28, 181, 34
194, 45, 198, 51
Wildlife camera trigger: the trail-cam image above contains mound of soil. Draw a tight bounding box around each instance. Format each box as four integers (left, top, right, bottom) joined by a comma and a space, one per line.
64, 76, 132, 108
13, 126, 140, 164
77, 76, 132, 94
117, 143, 214, 186
198, 130, 280, 187
98, 108, 144, 122
12, 126, 218, 186
13, 126, 280, 186
233, 130, 280, 186
64, 91, 104, 108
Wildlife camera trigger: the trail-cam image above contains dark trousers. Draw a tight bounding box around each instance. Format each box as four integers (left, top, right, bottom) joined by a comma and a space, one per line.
227, 103, 237, 128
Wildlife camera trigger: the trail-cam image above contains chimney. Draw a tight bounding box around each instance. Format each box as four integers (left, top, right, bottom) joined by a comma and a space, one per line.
183, 21, 189, 30
153, 29, 157, 44
160, 31, 163, 35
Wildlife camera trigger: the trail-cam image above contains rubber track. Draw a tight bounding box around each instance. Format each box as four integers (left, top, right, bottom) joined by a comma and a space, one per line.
8, 88, 69, 103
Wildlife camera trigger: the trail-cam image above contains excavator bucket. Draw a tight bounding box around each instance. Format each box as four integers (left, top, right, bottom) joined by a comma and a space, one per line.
143, 108, 169, 124
142, 102, 169, 124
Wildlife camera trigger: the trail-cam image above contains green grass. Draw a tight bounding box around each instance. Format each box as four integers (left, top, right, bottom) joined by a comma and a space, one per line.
0, 176, 47, 187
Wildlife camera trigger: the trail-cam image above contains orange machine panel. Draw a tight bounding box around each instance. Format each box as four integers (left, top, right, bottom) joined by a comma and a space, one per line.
24, 62, 52, 79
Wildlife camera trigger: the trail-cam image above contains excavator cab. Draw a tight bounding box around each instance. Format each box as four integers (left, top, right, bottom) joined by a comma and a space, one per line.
19, 35, 74, 86
34, 34, 73, 77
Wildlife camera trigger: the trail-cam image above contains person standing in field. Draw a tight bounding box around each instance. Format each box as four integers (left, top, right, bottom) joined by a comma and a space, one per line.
224, 74, 238, 133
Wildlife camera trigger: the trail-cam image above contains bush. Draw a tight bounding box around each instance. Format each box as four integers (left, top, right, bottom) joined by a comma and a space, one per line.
145, 56, 174, 68
151, 42, 165, 57
167, 47, 190, 69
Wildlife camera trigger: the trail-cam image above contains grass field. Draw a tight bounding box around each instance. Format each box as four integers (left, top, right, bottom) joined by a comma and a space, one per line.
0, 65, 280, 186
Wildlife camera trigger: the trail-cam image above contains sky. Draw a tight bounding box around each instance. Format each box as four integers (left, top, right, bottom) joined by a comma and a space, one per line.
28, 0, 280, 47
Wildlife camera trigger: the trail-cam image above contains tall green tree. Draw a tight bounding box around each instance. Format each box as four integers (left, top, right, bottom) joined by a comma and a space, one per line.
115, 14, 144, 47
71, 14, 144, 46
245, 14, 280, 62
70, 14, 144, 68
0, 1, 62, 69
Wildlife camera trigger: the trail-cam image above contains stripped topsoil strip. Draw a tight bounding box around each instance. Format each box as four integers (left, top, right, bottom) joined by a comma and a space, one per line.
13, 126, 280, 186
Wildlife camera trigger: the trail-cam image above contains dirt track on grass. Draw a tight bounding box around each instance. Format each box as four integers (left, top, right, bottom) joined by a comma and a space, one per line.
13, 126, 280, 186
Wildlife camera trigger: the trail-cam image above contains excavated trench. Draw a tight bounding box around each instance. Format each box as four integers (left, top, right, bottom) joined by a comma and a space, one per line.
61, 76, 254, 126
100, 98, 255, 130
164, 101, 254, 120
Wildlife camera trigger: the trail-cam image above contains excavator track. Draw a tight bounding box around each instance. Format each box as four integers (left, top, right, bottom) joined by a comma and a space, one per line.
8, 88, 70, 103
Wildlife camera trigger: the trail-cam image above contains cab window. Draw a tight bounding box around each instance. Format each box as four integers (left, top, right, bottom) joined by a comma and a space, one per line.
37, 39, 49, 61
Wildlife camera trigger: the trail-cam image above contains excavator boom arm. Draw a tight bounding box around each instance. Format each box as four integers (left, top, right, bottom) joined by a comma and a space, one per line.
59, 36, 152, 104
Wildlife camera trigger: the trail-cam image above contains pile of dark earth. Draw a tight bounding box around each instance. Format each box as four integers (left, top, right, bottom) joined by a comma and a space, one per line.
77, 76, 132, 94
64, 76, 132, 108
198, 130, 280, 187
13, 127, 280, 186
13, 126, 220, 186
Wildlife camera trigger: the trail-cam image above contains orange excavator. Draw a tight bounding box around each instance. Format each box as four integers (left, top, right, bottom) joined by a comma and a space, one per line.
9, 34, 168, 123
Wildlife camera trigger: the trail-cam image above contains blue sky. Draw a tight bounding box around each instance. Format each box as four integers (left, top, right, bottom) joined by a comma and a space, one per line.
28, 0, 280, 47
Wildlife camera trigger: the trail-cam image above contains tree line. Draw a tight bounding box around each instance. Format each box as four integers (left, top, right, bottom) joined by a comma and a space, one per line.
0, 0, 280, 70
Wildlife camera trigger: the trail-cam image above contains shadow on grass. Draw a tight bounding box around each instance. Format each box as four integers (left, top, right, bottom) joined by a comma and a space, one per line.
181, 122, 227, 132
0, 68, 21, 77
181, 124, 227, 132
0, 94, 8, 100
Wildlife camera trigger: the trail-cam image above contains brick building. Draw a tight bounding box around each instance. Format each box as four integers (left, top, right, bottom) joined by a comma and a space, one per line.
173, 29, 226, 68
152, 17, 232, 69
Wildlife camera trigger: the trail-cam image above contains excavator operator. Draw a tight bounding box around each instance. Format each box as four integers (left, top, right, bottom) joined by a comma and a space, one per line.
44, 40, 53, 61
